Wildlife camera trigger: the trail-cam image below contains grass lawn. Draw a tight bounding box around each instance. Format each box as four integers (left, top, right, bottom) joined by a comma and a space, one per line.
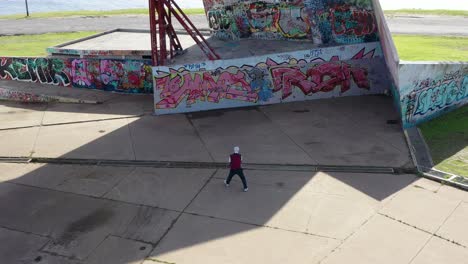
419, 106, 468, 177
0, 32, 99, 56
384, 9, 468, 17
0, 8, 205, 20
393, 35, 468, 61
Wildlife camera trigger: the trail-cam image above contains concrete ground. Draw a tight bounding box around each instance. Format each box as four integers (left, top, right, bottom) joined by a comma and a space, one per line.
0, 164, 467, 264
1, 85, 467, 263
0, 81, 411, 167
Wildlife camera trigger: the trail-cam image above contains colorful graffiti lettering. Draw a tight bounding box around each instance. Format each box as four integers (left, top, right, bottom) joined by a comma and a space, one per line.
0, 57, 152, 93
270, 62, 369, 99
0, 57, 71, 86
153, 45, 384, 112
330, 5, 376, 37
400, 64, 468, 127
203, 0, 378, 44
404, 76, 468, 124
155, 69, 258, 109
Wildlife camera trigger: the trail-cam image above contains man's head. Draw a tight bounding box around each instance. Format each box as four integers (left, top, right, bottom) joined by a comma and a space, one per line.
234, 146, 240, 153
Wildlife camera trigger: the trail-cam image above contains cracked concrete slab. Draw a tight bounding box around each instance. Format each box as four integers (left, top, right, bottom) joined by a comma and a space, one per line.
147, 213, 339, 264
411, 236, 468, 264
104, 167, 215, 211
33, 118, 135, 160
0, 126, 39, 157
187, 174, 377, 239
128, 115, 213, 162
21, 252, 83, 264
52, 165, 136, 197
86, 236, 152, 264
42, 200, 138, 260
0, 227, 49, 264
0, 163, 135, 197
0, 102, 46, 129
114, 206, 179, 244
261, 97, 412, 167
41, 95, 153, 125
188, 108, 314, 164
379, 185, 460, 233
437, 202, 468, 247
321, 214, 431, 264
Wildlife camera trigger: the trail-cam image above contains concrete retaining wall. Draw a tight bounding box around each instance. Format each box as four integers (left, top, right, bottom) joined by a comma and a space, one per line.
399, 62, 468, 128
153, 42, 391, 114
203, 0, 380, 45
0, 57, 153, 93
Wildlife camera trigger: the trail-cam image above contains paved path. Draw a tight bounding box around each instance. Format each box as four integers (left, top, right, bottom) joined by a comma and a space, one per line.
0, 14, 467, 36
0, 161, 467, 264
0, 82, 466, 263
0, 80, 412, 168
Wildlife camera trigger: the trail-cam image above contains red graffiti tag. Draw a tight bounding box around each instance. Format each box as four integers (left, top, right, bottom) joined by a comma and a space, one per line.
331, 5, 376, 37
270, 62, 370, 99
155, 70, 258, 109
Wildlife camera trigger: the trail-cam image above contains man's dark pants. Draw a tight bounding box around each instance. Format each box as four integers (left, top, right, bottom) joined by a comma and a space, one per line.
226, 169, 248, 189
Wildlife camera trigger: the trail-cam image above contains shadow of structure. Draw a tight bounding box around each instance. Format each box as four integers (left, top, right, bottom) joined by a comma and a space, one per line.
0, 83, 418, 264
418, 105, 468, 178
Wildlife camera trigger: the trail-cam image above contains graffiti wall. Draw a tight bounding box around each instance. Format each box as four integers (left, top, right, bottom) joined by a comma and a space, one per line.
400, 63, 468, 128
0, 57, 153, 93
153, 42, 390, 114
203, 0, 379, 44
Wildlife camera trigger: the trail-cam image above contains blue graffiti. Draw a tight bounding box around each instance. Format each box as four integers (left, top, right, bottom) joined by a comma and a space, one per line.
414, 77, 468, 116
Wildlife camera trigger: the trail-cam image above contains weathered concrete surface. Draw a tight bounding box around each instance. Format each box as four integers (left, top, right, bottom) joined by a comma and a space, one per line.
147, 213, 340, 264
379, 182, 460, 233
1, 94, 412, 167
41, 95, 153, 125
0, 227, 49, 264
33, 118, 135, 160
104, 168, 215, 211
0, 162, 466, 263
411, 236, 468, 264
0, 126, 39, 157
322, 214, 431, 264
85, 236, 152, 264
437, 202, 468, 247
189, 108, 314, 164
0, 102, 46, 129
261, 97, 411, 167
190, 170, 417, 239
128, 115, 213, 162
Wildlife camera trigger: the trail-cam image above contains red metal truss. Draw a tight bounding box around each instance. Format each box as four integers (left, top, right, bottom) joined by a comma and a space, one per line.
148, 0, 220, 66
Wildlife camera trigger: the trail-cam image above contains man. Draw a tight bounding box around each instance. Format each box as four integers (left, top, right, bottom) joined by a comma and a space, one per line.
224, 146, 248, 192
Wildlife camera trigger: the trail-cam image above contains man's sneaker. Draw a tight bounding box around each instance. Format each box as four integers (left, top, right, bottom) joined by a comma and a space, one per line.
224, 180, 229, 187
243, 188, 248, 192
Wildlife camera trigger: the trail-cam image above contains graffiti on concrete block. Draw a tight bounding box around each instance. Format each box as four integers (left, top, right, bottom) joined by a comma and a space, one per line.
202, 0, 378, 44
153, 44, 384, 113
0, 57, 71, 86
155, 68, 259, 109
330, 5, 377, 44
401, 66, 468, 126
270, 61, 369, 100
0, 57, 153, 93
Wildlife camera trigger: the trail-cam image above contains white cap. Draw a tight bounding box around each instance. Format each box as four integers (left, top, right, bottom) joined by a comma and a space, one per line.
234, 146, 240, 153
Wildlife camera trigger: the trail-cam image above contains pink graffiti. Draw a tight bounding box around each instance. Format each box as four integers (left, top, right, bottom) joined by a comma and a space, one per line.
155, 70, 258, 109
270, 62, 370, 99
71, 60, 93, 87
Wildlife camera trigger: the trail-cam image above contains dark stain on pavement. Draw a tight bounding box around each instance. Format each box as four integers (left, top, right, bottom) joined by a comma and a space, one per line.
53, 207, 114, 246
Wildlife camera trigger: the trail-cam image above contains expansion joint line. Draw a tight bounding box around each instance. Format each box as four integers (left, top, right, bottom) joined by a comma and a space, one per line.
378, 212, 466, 249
